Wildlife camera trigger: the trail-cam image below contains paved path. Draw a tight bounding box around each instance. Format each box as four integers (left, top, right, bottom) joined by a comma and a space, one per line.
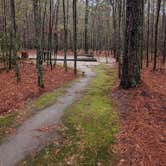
0, 57, 115, 166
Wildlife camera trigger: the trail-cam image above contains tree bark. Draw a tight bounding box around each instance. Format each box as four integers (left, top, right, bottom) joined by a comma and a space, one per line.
110, 0, 117, 59
33, 0, 44, 88
62, 0, 67, 71
163, 3, 166, 65
84, 0, 89, 54
54, 0, 60, 66
146, 0, 150, 67
73, 0, 77, 75
10, 0, 21, 81
120, 0, 142, 89
48, 0, 53, 69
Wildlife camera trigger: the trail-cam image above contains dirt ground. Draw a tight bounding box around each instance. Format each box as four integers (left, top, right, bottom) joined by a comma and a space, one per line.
113, 66, 166, 166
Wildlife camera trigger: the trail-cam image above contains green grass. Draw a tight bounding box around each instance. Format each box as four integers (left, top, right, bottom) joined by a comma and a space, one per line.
21, 65, 119, 166
0, 112, 17, 143
31, 87, 67, 111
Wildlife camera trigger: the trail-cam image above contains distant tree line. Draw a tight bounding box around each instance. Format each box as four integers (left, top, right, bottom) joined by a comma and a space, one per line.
0, 0, 165, 88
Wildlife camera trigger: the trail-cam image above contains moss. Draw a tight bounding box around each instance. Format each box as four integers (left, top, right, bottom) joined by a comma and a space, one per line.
21, 65, 119, 166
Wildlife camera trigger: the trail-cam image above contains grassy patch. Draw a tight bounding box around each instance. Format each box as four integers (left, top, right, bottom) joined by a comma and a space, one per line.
31, 87, 67, 111
0, 112, 17, 143
21, 65, 119, 166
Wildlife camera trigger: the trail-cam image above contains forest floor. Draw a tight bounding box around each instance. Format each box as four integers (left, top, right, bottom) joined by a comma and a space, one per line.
0, 52, 165, 165
0, 63, 75, 142
18, 64, 119, 166
0, 58, 106, 166
0, 63, 75, 115
113, 64, 166, 165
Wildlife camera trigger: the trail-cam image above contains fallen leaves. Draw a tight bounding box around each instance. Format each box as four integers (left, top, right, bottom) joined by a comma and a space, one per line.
0, 63, 75, 115
65, 155, 77, 165
113, 65, 166, 166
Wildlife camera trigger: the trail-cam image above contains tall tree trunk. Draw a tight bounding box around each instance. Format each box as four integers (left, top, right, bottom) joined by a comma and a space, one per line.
117, 0, 122, 77
122, 0, 126, 52
162, 0, 166, 42
33, 0, 44, 88
163, 5, 166, 65
151, 0, 155, 60
66, 0, 69, 50
73, 0, 77, 75
162, 0, 166, 65
3, 0, 8, 71
139, 0, 144, 69
110, 0, 117, 59
153, 0, 161, 70
146, 0, 150, 67
84, 0, 89, 54
54, 0, 60, 66
48, 0, 53, 69
41, 0, 47, 61
10, 0, 21, 81
62, 0, 67, 71
120, 0, 142, 89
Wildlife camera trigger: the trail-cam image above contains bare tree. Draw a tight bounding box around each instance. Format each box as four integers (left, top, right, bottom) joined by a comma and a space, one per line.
73, 0, 77, 75
62, 0, 67, 71
10, 0, 21, 81
146, 0, 150, 67
33, 0, 44, 88
153, 0, 161, 70
84, 0, 89, 54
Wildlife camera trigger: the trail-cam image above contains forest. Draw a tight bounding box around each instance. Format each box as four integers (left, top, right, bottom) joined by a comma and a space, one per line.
0, 0, 165, 166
